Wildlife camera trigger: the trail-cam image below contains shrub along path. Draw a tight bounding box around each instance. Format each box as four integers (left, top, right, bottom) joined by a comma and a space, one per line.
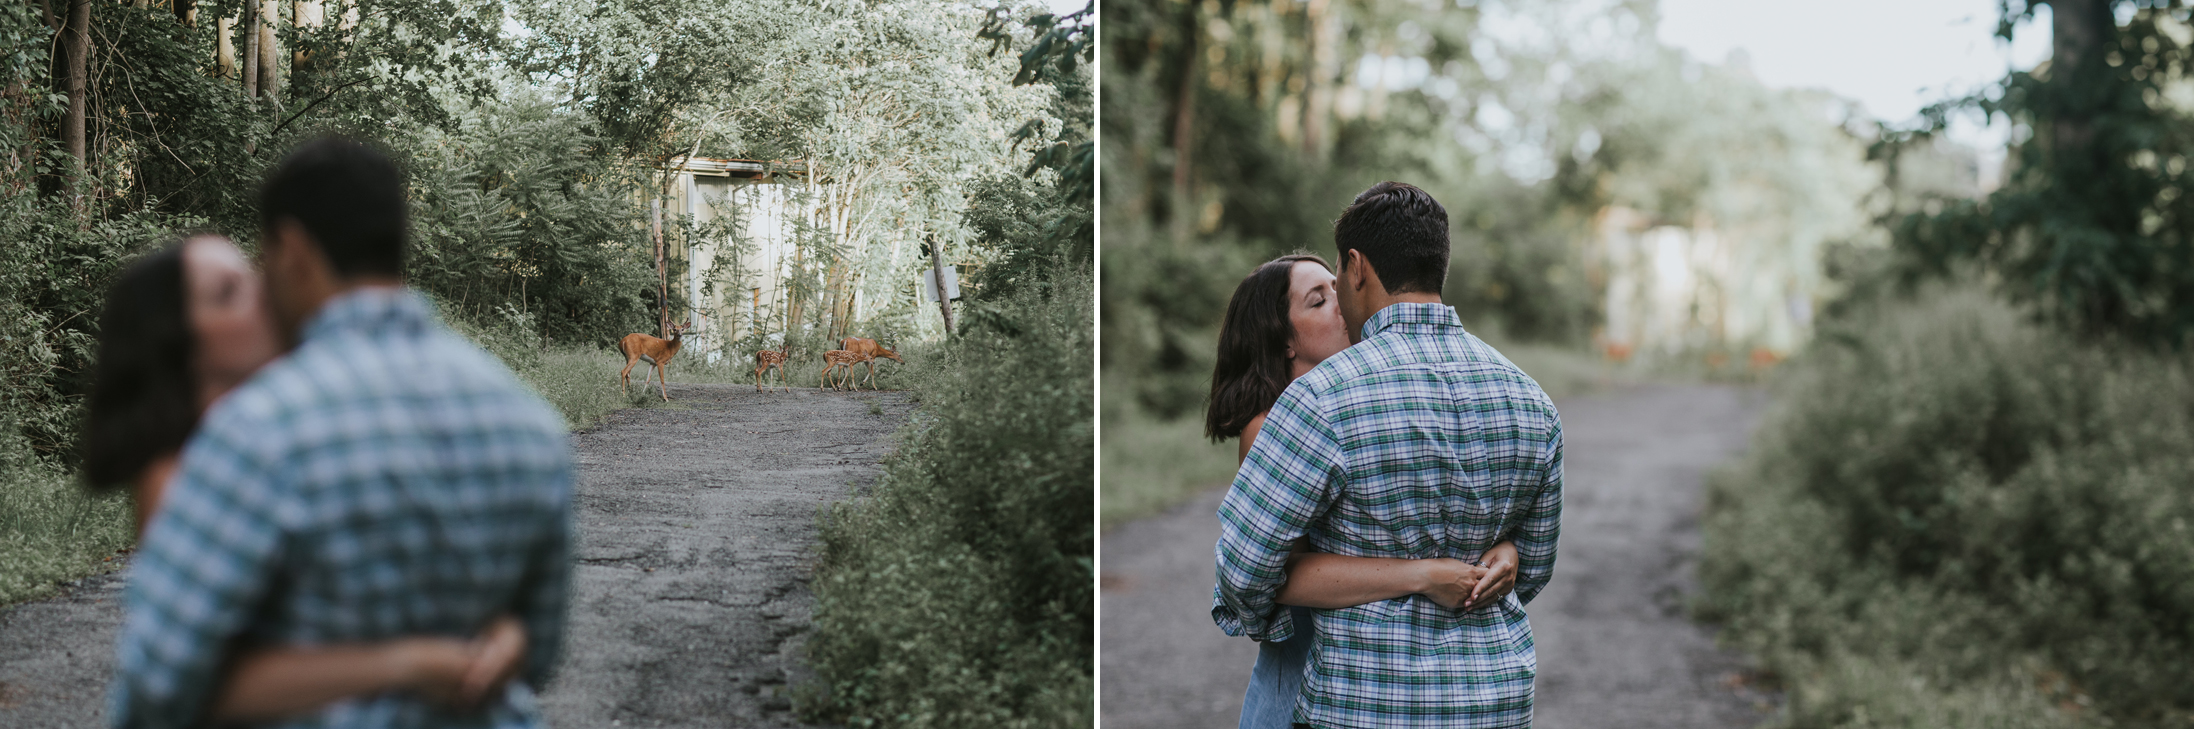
0, 383, 909, 728
1099, 383, 1779, 728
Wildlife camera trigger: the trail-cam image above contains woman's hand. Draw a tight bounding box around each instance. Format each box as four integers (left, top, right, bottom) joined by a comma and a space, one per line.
394, 616, 529, 710
1413, 559, 1488, 609
1464, 541, 1520, 611
458, 616, 528, 707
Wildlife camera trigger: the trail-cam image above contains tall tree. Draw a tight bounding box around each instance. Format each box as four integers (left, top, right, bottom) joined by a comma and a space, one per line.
57, 0, 88, 179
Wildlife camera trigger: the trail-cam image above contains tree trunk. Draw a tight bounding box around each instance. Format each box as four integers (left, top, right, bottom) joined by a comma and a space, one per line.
176, 0, 197, 27
928, 235, 954, 335
1169, 3, 1198, 223
1303, 0, 1339, 158
258, 0, 281, 102
653, 199, 668, 337
217, 15, 236, 78
243, 7, 260, 98
58, 0, 88, 179
2050, 0, 2111, 169
293, 1, 321, 68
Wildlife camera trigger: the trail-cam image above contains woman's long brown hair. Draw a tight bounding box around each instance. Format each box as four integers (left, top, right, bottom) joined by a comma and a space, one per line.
1205, 254, 1331, 440
81, 242, 196, 490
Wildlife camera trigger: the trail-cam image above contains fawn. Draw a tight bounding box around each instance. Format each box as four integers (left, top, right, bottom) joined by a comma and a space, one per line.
753, 342, 791, 392
819, 349, 874, 391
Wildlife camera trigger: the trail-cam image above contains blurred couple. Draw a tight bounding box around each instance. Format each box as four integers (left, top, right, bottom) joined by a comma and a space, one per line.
1207, 182, 1564, 728
80, 138, 576, 728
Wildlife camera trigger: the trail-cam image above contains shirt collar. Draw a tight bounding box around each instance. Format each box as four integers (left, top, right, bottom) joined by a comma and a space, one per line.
299, 288, 438, 343
1360, 301, 1464, 340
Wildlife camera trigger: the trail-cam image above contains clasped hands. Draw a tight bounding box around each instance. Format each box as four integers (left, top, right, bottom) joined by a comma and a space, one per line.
393, 615, 529, 710
1416, 542, 1519, 611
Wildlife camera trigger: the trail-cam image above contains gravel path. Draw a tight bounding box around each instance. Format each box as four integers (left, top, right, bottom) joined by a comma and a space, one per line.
0, 383, 911, 729
1098, 383, 1781, 728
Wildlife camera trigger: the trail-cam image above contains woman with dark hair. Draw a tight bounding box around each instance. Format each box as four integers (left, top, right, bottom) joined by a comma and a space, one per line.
1209, 254, 1520, 729
84, 236, 524, 720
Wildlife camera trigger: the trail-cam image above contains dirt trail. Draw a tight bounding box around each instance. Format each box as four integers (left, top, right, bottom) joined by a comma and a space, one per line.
1098, 383, 1781, 728
0, 383, 911, 729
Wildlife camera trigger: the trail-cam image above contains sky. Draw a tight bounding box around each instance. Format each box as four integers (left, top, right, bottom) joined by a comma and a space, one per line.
1654, 0, 2053, 150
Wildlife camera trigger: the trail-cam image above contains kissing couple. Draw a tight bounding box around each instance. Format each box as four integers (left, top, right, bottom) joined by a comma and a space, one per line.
81, 137, 576, 728
1209, 182, 1565, 728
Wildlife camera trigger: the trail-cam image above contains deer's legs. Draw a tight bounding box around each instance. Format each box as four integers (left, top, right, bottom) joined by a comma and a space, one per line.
620, 358, 639, 398
655, 364, 670, 401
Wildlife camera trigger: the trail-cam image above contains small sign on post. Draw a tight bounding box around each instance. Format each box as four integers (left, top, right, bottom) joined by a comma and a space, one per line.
921, 265, 960, 303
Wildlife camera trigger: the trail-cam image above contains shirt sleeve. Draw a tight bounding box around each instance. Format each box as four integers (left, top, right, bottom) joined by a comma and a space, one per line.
1211, 382, 1344, 642
1510, 417, 1563, 605
107, 414, 290, 729
513, 456, 576, 687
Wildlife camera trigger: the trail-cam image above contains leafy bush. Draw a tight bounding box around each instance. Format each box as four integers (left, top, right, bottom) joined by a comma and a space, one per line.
803, 265, 1092, 729
1699, 283, 2194, 727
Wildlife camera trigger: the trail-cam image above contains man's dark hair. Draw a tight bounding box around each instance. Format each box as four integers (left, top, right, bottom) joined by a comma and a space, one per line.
259, 136, 407, 278
1332, 181, 1448, 295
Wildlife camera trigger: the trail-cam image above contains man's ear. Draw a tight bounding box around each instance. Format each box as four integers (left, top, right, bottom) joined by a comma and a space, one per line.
1340, 249, 1370, 292
268, 219, 325, 279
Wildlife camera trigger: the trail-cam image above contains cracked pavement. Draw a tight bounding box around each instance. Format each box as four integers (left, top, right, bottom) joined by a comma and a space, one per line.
0, 383, 912, 729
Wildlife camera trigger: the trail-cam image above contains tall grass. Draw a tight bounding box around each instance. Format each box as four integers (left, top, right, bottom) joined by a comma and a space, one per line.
801, 266, 1093, 729
1699, 284, 2194, 728
448, 306, 924, 430
0, 433, 133, 605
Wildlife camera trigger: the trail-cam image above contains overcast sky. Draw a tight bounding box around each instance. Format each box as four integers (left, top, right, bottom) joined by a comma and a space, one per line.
1654, 0, 2053, 150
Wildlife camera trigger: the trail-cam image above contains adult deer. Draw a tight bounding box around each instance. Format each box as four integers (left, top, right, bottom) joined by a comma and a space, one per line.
819, 349, 873, 391
837, 337, 903, 389
618, 321, 689, 401
754, 341, 791, 392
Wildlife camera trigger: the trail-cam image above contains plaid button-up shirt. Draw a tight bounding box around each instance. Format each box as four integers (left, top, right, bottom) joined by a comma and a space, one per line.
1213, 302, 1563, 729
109, 289, 575, 729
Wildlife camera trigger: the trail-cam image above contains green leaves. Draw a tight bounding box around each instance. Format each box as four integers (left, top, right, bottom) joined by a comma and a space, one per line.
1883, 2, 2194, 348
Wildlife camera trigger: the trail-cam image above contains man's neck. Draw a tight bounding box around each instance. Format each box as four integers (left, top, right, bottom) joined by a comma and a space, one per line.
284, 278, 407, 348
1367, 292, 1444, 318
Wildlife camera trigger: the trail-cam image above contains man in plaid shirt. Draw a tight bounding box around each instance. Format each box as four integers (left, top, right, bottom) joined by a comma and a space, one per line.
1214, 181, 1563, 728
108, 139, 574, 728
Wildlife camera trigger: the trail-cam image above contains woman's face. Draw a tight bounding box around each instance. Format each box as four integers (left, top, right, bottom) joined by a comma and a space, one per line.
1287, 260, 1351, 375
183, 237, 280, 406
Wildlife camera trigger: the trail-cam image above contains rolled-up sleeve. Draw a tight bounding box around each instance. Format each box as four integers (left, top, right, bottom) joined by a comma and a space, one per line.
1211, 383, 1344, 642
1510, 418, 1563, 605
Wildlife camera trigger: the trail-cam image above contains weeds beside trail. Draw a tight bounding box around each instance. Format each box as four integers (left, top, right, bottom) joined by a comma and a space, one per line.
0, 437, 131, 605
1699, 284, 2194, 728
802, 270, 1093, 729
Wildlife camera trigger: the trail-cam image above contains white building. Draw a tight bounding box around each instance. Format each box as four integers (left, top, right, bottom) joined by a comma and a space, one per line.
658, 157, 959, 362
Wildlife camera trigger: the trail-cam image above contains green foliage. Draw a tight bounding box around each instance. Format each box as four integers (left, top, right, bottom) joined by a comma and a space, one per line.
407, 92, 657, 346
961, 172, 1090, 303
1699, 283, 2194, 727
804, 266, 1092, 729
0, 198, 183, 462
0, 430, 131, 606
1883, 2, 2194, 346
